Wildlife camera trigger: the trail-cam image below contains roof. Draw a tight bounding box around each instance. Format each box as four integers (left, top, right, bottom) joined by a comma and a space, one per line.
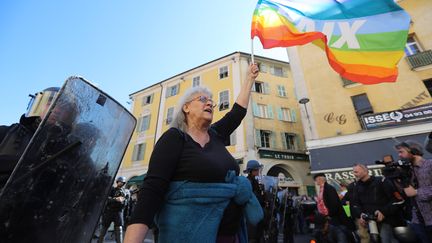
129, 51, 289, 97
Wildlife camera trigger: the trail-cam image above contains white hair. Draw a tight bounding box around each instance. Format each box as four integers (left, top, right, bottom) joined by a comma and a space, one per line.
170, 86, 213, 133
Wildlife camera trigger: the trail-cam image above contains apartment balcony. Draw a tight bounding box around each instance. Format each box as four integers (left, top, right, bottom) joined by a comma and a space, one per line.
406, 50, 432, 69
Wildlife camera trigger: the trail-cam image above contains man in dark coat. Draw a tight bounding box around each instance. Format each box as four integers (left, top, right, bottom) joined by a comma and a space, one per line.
314, 173, 354, 243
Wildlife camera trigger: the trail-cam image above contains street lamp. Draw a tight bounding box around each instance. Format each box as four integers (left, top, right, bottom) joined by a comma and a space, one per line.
299, 97, 310, 120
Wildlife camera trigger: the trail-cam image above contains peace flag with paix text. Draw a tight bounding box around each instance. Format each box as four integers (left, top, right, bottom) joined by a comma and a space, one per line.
251, 0, 411, 84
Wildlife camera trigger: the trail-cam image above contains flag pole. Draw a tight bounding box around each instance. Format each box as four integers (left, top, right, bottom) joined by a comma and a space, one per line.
251, 38, 255, 64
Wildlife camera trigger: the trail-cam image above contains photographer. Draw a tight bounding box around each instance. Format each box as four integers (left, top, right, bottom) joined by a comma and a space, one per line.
351, 164, 405, 243
395, 141, 432, 243
425, 132, 432, 154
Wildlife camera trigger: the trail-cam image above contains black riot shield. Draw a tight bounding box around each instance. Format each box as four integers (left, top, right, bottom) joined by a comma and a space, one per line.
0, 77, 136, 243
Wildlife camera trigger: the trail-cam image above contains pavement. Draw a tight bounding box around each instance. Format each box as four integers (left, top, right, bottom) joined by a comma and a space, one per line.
93, 232, 314, 243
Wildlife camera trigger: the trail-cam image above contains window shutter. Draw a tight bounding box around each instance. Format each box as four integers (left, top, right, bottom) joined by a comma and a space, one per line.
281, 132, 287, 150
135, 117, 142, 132
264, 82, 270, 94
270, 66, 275, 75
276, 106, 283, 120
267, 104, 274, 119
270, 132, 277, 149
146, 115, 151, 130
150, 94, 154, 103
291, 110, 297, 122
139, 143, 146, 161
251, 82, 256, 92
255, 129, 261, 147
174, 84, 179, 95
282, 68, 288, 77
295, 135, 300, 151
252, 101, 260, 117
165, 87, 170, 98
132, 144, 138, 161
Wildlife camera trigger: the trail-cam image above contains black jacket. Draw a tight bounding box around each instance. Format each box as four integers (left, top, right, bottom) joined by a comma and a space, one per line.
322, 182, 354, 230
351, 176, 405, 227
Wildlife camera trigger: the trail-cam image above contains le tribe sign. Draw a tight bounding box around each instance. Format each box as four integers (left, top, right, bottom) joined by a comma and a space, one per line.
258, 149, 309, 161
361, 103, 432, 130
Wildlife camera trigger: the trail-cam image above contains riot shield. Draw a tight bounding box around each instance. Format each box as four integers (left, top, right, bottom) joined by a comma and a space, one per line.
0, 77, 136, 243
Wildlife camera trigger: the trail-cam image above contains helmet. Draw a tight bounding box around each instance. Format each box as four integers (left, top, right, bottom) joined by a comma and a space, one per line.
243, 160, 263, 173
393, 226, 417, 242
116, 176, 126, 183
25, 87, 60, 119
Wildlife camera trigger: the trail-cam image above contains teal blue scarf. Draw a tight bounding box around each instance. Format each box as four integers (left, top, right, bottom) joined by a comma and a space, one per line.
154, 171, 263, 243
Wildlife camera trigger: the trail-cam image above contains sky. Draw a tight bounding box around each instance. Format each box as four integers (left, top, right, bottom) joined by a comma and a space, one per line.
0, 1, 288, 125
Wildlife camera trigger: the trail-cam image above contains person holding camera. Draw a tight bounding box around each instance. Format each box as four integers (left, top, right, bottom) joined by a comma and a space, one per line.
395, 141, 432, 243
351, 164, 405, 243
425, 132, 432, 154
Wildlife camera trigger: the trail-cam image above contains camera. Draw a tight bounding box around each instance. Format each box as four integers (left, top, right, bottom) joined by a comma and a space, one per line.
361, 213, 380, 242
375, 155, 412, 187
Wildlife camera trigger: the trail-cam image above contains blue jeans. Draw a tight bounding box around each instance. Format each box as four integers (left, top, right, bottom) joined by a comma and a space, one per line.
328, 224, 349, 243
410, 223, 432, 243
379, 223, 398, 243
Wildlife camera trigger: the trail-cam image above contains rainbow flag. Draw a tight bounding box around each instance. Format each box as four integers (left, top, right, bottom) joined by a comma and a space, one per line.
251, 0, 411, 84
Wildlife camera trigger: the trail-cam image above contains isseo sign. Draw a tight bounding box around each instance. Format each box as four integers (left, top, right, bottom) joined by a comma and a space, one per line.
361, 103, 432, 130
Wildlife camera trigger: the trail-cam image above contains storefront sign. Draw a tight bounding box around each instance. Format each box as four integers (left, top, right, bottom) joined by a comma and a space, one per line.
361, 103, 432, 130
258, 149, 309, 161
322, 167, 383, 182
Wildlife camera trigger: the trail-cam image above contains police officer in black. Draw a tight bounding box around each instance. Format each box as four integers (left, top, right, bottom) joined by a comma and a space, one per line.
0, 87, 59, 191
98, 176, 130, 243
244, 159, 265, 243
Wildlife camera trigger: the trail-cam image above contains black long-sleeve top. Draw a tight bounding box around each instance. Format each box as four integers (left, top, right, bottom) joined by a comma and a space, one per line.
129, 103, 247, 234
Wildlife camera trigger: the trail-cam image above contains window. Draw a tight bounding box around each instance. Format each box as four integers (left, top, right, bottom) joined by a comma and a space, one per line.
277, 107, 293, 121
255, 129, 275, 148
136, 115, 151, 132
405, 35, 422, 56
166, 107, 174, 125
351, 93, 373, 116
256, 130, 271, 148
273, 66, 283, 77
132, 143, 146, 161
219, 66, 229, 79
424, 79, 432, 97
253, 81, 270, 94
277, 85, 287, 97
193, 76, 200, 87
252, 102, 274, 119
166, 84, 180, 98
141, 94, 154, 106
219, 90, 230, 111
281, 133, 297, 150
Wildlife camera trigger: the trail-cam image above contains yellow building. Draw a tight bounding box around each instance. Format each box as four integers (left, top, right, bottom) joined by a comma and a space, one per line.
286, 0, 432, 179
118, 52, 315, 195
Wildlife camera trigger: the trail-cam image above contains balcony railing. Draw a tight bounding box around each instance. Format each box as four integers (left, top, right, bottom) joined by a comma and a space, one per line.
406, 50, 432, 69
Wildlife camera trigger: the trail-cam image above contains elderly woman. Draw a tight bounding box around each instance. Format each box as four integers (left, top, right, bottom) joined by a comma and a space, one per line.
125, 64, 262, 243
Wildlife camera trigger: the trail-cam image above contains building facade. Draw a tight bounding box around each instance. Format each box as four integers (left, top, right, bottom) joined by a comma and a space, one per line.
118, 52, 315, 195
287, 0, 432, 180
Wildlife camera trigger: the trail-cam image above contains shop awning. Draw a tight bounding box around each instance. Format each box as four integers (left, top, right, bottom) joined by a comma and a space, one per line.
127, 174, 146, 186
309, 132, 431, 173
